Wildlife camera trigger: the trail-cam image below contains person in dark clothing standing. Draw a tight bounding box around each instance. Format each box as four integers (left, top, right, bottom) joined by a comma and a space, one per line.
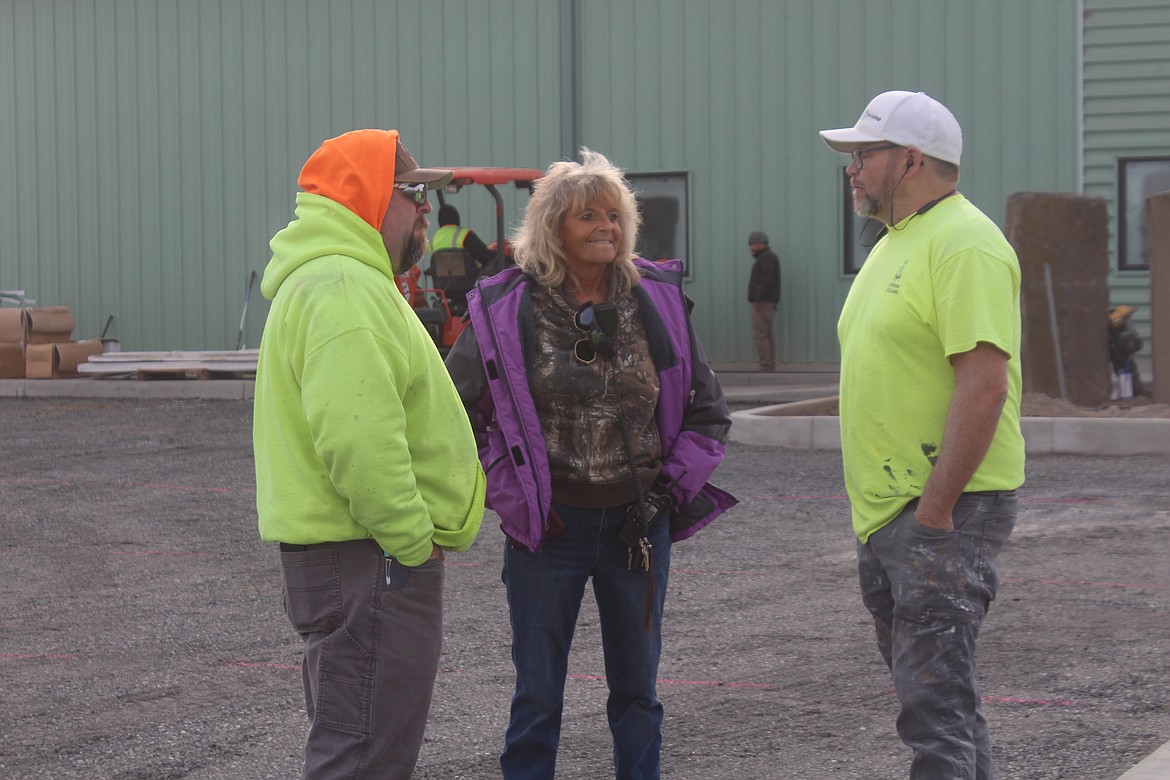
747, 230, 781, 371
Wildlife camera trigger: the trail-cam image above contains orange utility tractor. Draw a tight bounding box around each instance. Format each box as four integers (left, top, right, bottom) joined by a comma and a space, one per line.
397, 166, 543, 354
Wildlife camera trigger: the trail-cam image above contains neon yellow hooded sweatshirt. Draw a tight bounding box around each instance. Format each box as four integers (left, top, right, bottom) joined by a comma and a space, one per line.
253, 190, 485, 567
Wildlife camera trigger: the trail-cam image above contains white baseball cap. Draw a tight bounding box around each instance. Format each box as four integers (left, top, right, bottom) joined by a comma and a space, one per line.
819, 90, 963, 166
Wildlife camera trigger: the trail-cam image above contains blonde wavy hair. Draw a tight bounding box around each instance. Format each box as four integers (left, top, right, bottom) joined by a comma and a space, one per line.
512, 148, 643, 295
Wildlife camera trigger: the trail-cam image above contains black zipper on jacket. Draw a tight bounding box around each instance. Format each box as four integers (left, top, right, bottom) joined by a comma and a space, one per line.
474, 280, 548, 529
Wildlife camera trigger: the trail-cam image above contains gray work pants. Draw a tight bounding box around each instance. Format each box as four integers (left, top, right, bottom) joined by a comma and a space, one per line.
857, 491, 1017, 780
280, 539, 444, 780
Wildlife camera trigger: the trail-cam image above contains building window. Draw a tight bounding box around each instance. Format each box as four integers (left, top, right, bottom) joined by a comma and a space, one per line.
627, 172, 690, 277
1118, 157, 1170, 271
843, 168, 883, 274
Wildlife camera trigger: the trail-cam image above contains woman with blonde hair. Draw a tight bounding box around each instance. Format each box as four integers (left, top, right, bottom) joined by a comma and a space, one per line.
446, 148, 736, 780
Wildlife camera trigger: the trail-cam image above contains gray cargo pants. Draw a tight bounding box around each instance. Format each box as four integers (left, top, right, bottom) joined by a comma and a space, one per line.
857, 491, 1017, 780
280, 539, 444, 780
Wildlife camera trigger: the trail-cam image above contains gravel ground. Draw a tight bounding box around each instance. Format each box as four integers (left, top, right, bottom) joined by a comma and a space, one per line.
1, 397, 1168, 779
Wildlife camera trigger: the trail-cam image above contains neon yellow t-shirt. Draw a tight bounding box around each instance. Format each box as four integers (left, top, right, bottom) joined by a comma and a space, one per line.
837, 194, 1025, 542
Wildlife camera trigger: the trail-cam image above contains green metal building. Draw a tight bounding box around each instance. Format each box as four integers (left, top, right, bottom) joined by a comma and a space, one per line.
1, 0, 1165, 363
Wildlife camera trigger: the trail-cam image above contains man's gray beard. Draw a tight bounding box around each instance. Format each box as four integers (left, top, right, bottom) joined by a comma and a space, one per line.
855, 192, 886, 220
397, 230, 427, 273
855, 162, 897, 221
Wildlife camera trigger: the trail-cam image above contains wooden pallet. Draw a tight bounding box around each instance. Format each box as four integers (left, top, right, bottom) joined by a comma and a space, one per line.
135, 367, 257, 381
78, 350, 258, 380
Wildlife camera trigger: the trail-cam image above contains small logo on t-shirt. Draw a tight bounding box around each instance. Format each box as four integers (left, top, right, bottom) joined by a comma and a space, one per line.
886, 260, 909, 294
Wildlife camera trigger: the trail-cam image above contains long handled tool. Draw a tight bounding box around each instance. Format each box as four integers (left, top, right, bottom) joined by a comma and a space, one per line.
1043, 264, 1068, 401
235, 271, 257, 350
98, 314, 120, 352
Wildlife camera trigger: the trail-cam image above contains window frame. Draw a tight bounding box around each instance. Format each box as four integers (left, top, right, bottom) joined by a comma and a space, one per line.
626, 171, 691, 278
1117, 156, 1170, 272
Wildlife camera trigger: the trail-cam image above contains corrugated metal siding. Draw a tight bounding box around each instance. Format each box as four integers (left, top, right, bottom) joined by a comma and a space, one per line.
0, 0, 560, 351
1, 0, 1079, 359
1083, 0, 1170, 371
577, 0, 1079, 362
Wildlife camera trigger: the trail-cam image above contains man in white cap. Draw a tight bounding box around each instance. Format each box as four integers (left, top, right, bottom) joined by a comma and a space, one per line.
820, 92, 1025, 779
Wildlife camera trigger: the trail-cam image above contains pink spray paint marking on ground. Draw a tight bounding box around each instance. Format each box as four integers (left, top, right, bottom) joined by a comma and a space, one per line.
568, 673, 773, 690
109, 549, 210, 558
886, 686, 1075, 707
983, 695, 1075, 707
670, 568, 767, 576
223, 660, 463, 674
1003, 577, 1168, 590
222, 660, 301, 671
126, 481, 255, 495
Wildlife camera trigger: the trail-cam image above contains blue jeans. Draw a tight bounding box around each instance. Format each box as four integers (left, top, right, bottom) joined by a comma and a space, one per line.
500, 501, 672, 780
858, 491, 1017, 780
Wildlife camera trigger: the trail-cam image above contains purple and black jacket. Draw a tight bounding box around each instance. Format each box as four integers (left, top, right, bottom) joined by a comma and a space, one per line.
445, 258, 737, 552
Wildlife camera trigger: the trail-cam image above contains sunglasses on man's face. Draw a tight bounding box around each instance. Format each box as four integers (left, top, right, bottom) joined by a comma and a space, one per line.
573, 302, 617, 364
393, 182, 428, 206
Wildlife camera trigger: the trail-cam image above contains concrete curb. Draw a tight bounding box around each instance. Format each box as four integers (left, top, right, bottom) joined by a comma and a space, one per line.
0, 378, 254, 400
1019, 415, 1170, 455
730, 400, 1170, 455
6, 378, 1169, 456
1119, 739, 1170, 780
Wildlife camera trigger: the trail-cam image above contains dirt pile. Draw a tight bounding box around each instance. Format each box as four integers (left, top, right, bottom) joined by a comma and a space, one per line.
1021, 392, 1170, 418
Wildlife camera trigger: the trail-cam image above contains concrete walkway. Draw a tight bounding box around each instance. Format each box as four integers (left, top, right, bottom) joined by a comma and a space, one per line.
4, 361, 1169, 455
730, 399, 1170, 456
715, 364, 1170, 456
1118, 740, 1170, 780
0, 376, 256, 400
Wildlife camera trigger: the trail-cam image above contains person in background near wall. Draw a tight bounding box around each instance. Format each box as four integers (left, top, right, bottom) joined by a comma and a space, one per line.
820, 91, 1025, 780
747, 230, 781, 372
445, 148, 736, 780
1108, 304, 1144, 398
253, 129, 486, 780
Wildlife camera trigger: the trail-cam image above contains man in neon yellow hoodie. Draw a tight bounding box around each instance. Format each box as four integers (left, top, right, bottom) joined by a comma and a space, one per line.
253, 129, 486, 779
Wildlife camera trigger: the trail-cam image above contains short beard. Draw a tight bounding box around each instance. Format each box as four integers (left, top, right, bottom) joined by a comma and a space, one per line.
396, 227, 427, 273
855, 193, 884, 219
855, 180, 891, 219
855, 157, 906, 222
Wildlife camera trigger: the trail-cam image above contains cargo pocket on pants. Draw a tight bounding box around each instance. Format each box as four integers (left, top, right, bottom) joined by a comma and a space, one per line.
312, 629, 375, 736
281, 548, 375, 737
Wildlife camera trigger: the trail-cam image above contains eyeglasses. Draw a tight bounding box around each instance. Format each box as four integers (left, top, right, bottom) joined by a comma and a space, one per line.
849, 143, 902, 170
573, 302, 617, 364
393, 181, 428, 206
